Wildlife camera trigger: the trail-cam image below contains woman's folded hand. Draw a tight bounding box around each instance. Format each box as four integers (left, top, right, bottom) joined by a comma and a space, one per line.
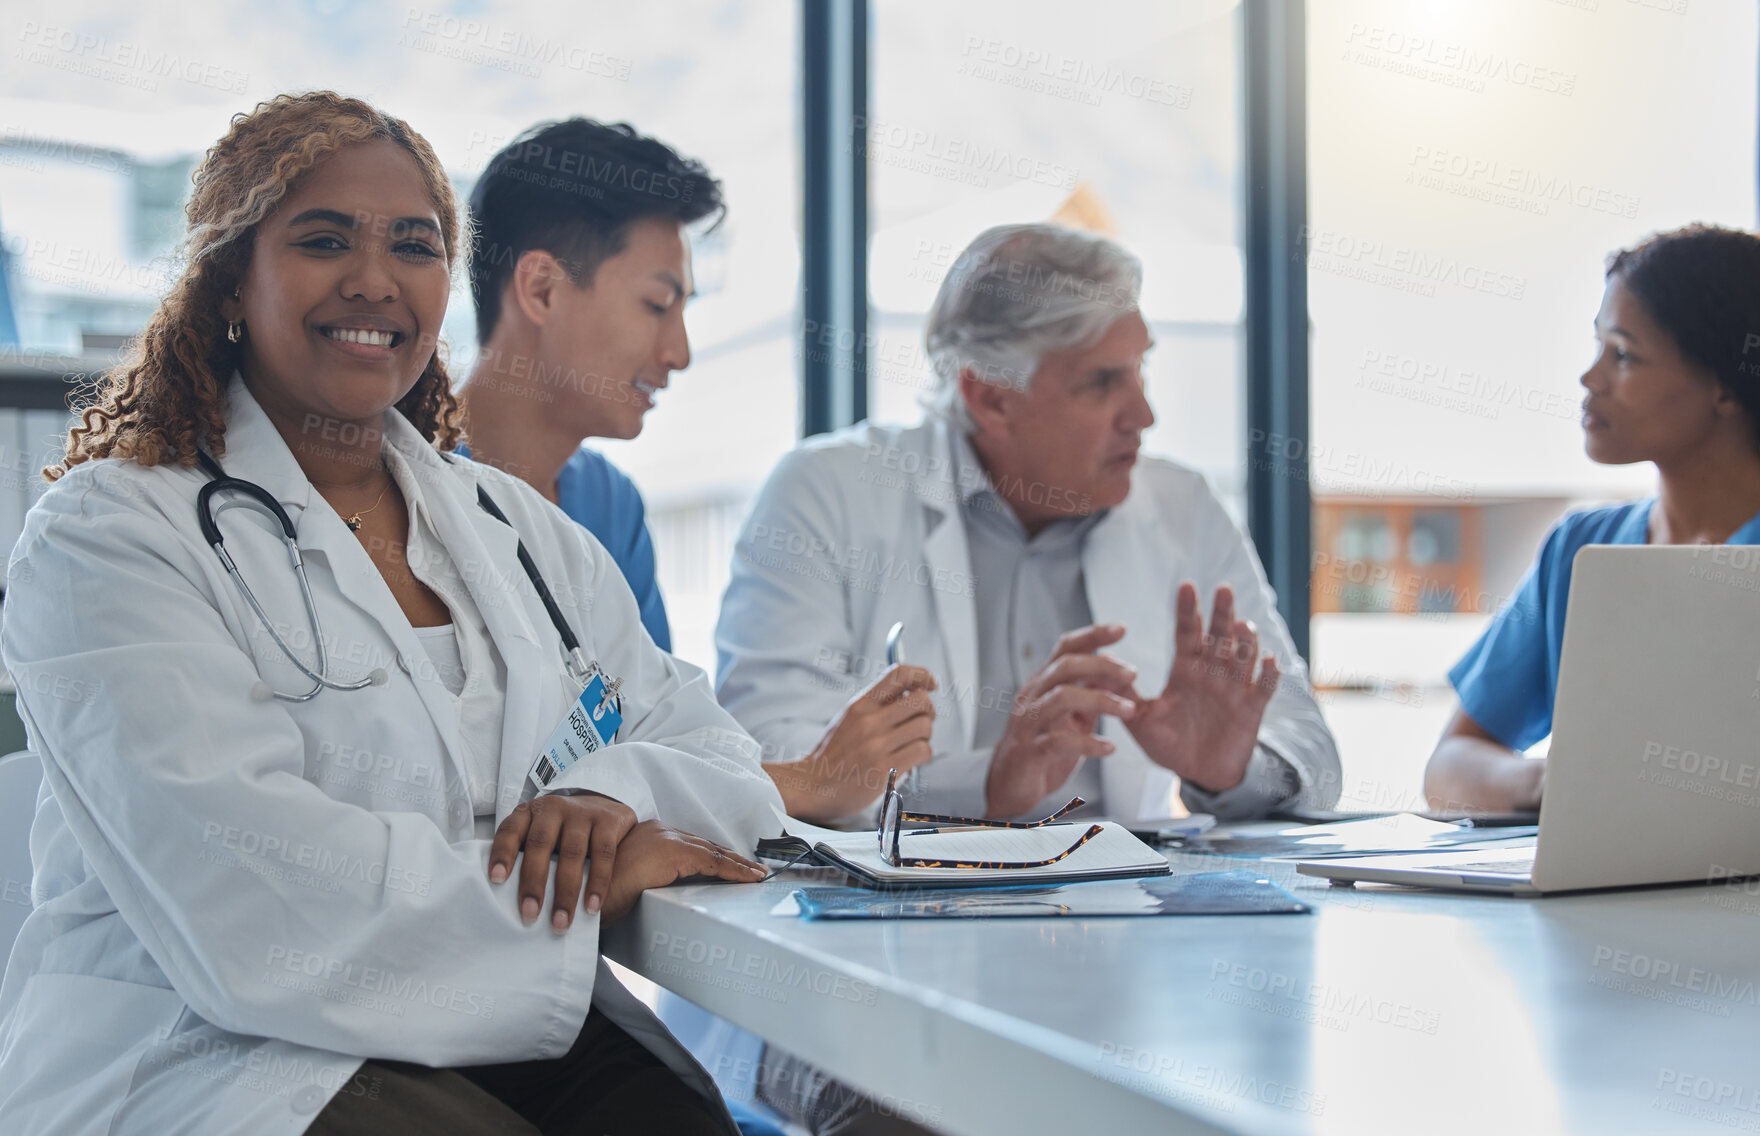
489, 794, 765, 932
489, 791, 638, 932
598, 821, 766, 926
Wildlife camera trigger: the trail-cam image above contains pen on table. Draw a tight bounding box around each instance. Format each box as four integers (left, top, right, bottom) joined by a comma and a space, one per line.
886, 621, 920, 794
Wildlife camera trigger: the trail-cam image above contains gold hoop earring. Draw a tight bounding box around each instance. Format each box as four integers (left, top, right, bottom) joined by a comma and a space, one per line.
227, 321, 242, 344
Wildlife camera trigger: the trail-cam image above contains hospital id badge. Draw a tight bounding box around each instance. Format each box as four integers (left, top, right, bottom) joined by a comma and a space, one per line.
527, 673, 623, 792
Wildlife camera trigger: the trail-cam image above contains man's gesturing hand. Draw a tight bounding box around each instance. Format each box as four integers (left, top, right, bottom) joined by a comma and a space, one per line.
1125, 583, 1280, 794
984, 624, 1138, 818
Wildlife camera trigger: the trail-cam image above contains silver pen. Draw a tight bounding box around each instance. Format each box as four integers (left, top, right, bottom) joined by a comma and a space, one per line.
884, 622, 921, 795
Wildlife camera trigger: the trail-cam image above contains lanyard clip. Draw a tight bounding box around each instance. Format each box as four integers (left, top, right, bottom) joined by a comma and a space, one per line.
597, 674, 624, 714
565, 648, 595, 693
569, 651, 624, 717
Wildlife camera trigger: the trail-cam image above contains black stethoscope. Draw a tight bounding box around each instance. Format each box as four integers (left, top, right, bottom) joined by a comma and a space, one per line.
195, 447, 610, 706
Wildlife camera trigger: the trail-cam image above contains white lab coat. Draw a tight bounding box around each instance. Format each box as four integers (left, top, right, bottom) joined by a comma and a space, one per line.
0, 374, 787, 1135
716, 416, 1342, 822
664, 417, 1343, 1110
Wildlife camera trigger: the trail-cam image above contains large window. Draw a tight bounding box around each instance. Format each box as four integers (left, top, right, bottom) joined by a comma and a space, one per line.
0, 0, 799, 671
5, 0, 1759, 812
1306, 0, 1758, 810
870, 0, 1248, 515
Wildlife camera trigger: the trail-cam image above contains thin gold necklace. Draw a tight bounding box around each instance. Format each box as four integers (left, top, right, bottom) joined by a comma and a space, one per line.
342, 462, 392, 532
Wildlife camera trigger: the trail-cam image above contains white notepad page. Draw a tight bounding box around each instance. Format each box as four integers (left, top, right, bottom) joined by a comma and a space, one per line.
811, 821, 1167, 883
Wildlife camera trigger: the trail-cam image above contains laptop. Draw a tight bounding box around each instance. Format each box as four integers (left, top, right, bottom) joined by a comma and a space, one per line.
1298, 545, 1760, 895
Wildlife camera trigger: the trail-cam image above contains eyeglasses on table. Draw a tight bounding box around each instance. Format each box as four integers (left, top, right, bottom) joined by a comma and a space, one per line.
875, 768, 1103, 869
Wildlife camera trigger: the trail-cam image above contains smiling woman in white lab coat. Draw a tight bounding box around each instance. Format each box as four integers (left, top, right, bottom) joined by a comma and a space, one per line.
0, 92, 785, 1136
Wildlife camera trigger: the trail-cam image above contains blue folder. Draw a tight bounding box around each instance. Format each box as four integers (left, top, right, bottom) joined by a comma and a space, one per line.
793, 869, 1310, 920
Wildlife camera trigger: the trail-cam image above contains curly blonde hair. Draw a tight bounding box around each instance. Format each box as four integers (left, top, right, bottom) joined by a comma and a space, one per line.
46, 91, 465, 482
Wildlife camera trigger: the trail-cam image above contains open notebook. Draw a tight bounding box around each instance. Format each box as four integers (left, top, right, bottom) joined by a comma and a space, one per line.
758, 819, 1172, 890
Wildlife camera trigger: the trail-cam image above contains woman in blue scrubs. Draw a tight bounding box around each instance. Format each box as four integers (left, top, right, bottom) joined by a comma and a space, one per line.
1424, 224, 1760, 812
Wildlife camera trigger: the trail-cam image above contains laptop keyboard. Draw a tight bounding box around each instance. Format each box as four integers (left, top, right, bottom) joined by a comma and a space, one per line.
1431, 855, 1536, 876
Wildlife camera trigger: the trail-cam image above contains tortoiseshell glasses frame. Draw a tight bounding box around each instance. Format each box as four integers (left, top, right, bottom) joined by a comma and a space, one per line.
876, 768, 1103, 869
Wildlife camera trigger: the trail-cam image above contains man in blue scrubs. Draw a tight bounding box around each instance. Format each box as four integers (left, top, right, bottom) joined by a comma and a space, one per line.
457, 120, 786, 1136
457, 118, 726, 651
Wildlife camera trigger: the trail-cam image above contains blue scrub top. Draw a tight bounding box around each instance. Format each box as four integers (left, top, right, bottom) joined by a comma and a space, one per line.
1449, 499, 1760, 750
454, 442, 671, 651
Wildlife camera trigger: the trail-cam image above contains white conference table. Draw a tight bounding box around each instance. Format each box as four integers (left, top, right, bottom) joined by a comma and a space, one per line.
603, 838, 1760, 1136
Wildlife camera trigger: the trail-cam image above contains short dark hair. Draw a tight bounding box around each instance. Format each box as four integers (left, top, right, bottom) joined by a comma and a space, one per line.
468, 118, 725, 341
1607, 223, 1760, 452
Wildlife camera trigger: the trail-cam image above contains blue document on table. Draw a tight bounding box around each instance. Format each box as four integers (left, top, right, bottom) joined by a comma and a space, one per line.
792, 870, 1309, 920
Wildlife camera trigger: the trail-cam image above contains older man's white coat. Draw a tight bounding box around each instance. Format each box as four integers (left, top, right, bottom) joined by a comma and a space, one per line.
717, 416, 1342, 822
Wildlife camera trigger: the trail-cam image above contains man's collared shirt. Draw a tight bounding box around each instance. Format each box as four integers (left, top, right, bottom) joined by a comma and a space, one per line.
954, 430, 1107, 818
949, 430, 1300, 821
